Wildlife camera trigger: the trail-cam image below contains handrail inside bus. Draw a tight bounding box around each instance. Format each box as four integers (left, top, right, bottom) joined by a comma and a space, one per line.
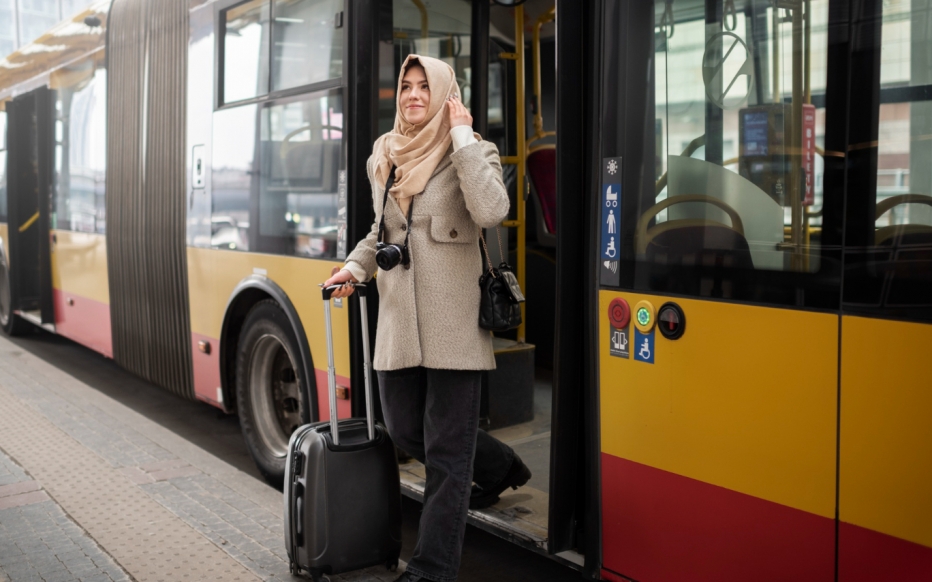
411, 0, 428, 40
530, 6, 555, 146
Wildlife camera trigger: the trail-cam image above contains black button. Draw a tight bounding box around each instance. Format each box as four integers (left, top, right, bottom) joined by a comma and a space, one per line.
450, 229, 458, 239
657, 302, 686, 340
401, 224, 407, 231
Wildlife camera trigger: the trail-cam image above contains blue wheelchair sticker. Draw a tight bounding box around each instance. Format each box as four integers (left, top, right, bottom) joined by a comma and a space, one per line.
633, 329, 654, 364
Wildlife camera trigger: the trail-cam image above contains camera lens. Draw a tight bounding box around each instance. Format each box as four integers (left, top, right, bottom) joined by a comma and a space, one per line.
376, 244, 403, 271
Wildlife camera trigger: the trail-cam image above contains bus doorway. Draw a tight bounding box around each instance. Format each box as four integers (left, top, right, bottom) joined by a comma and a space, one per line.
373, 0, 579, 566
4, 87, 55, 332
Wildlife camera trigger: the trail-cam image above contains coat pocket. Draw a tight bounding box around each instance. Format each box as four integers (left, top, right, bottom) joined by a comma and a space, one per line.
429, 215, 476, 244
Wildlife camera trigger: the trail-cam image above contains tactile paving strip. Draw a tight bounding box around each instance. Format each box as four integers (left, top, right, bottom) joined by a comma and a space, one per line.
0, 382, 261, 582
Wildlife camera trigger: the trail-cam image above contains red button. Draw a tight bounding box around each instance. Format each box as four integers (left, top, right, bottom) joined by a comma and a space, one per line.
608, 298, 630, 329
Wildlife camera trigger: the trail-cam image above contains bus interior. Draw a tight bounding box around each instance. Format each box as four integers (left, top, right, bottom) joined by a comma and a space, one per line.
377, 0, 561, 553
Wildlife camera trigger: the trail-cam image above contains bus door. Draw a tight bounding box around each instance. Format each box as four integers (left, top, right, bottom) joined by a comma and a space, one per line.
836, 2, 932, 579
597, 1, 845, 580
5, 87, 55, 326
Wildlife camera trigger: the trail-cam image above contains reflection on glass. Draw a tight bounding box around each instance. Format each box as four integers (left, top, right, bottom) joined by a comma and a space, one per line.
224, 0, 270, 103
210, 91, 343, 258
52, 57, 107, 233
380, 0, 472, 133
258, 91, 343, 257
212, 103, 258, 251
843, 0, 932, 320
647, 0, 829, 283
271, 0, 343, 91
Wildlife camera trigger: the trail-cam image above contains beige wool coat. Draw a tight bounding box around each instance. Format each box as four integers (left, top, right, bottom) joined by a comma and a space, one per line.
345, 135, 509, 371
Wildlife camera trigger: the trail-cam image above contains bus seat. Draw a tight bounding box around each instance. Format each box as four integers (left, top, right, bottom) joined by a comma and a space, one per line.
527, 146, 556, 246
875, 194, 932, 245
636, 195, 754, 297
646, 222, 755, 271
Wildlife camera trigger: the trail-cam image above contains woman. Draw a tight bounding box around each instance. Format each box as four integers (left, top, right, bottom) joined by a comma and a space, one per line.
322, 55, 531, 582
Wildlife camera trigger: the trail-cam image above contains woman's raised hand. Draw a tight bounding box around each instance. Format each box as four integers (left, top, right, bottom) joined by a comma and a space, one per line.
447, 94, 472, 128
322, 267, 358, 299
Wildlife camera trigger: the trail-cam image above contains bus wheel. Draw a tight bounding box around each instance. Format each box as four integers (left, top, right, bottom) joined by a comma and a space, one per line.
236, 299, 308, 487
0, 253, 29, 337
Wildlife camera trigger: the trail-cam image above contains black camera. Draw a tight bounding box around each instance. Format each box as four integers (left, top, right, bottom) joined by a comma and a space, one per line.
375, 242, 410, 271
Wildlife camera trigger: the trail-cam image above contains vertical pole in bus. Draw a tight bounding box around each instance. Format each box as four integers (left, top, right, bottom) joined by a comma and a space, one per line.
514, 3, 527, 344
803, 0, 812, 272
499, 5, 527, 343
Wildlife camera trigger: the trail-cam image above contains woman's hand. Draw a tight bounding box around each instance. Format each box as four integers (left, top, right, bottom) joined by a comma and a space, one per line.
323, 268, 358, 299
447, 94, 472, 128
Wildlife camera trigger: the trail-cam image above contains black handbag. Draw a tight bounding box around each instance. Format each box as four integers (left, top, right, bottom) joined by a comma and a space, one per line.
478, 228, 525, 332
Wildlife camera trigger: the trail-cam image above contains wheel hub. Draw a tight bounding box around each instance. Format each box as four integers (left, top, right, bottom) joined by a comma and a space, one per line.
248, 334, 304, 458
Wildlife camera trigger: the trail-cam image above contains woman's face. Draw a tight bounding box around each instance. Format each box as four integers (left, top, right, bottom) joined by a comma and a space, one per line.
400, 64, 430, 125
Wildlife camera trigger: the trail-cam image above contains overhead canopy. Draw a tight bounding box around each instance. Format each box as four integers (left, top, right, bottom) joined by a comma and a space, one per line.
0, 0, 111, 103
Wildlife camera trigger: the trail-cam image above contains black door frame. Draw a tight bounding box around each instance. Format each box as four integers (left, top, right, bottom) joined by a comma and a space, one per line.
6, 86, 55, 325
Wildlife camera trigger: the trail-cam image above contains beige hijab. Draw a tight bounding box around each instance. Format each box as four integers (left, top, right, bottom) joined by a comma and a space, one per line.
373, 54, 469, 215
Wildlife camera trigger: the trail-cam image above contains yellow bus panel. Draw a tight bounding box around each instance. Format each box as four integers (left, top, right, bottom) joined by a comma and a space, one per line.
599, 291, 838, 518
840, 315, 932, 547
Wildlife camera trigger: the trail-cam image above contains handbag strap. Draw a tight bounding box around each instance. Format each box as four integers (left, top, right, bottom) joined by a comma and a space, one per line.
478, 228, 504, 278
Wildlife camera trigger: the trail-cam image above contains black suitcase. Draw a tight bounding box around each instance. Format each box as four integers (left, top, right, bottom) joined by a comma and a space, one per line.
284, 283, 402, 581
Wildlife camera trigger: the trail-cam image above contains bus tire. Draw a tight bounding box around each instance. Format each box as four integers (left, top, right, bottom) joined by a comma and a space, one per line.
0, 253, 30, 337
236, 299, 309, 487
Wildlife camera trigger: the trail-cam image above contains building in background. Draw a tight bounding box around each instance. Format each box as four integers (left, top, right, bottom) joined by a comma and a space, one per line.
1, 0, 91, 57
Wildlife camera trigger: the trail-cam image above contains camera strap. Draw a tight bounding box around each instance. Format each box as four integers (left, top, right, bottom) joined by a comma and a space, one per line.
377, 166, 413, 249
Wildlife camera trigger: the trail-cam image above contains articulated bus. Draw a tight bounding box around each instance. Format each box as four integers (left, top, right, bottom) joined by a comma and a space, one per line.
1, 0, 930, 579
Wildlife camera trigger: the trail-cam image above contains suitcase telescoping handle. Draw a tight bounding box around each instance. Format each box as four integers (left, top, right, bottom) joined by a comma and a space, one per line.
321, 283, 376, 445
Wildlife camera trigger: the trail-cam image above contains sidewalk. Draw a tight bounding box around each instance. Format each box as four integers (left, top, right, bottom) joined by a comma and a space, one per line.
0, 334, 403, 582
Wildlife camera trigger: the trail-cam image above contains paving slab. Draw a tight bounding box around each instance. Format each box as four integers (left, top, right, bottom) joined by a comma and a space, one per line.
0, 336, 404, 582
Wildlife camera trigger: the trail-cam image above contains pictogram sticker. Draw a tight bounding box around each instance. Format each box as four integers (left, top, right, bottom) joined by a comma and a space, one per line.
609, 326, 629, 359
633, 329, 655, 364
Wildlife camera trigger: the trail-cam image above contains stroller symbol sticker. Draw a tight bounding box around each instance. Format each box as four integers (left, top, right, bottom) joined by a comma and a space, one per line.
633, 329, 655, 364
605, 185, 618, 207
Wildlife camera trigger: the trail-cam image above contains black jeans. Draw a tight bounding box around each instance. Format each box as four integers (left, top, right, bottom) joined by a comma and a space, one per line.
378, 367, 515, 582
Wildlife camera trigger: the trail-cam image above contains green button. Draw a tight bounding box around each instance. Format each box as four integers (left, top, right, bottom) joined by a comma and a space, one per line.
637, 307, 651, 326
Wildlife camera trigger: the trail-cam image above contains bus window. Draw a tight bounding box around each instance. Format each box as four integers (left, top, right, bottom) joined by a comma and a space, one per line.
257, 91, 343, 257
378, 0, 473, 134
270, 0, 343, 92
222, 0, 271, 104
612, 0, 838, 306
51, 55, 107, 234
842, 0, 932, 322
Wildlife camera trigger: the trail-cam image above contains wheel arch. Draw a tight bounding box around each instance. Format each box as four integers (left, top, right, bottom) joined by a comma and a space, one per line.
220, 275, 319, 422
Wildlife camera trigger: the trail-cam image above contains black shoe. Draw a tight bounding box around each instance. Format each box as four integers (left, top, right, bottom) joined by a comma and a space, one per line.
393, 573, 425, 582
469, 454, 532, 510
